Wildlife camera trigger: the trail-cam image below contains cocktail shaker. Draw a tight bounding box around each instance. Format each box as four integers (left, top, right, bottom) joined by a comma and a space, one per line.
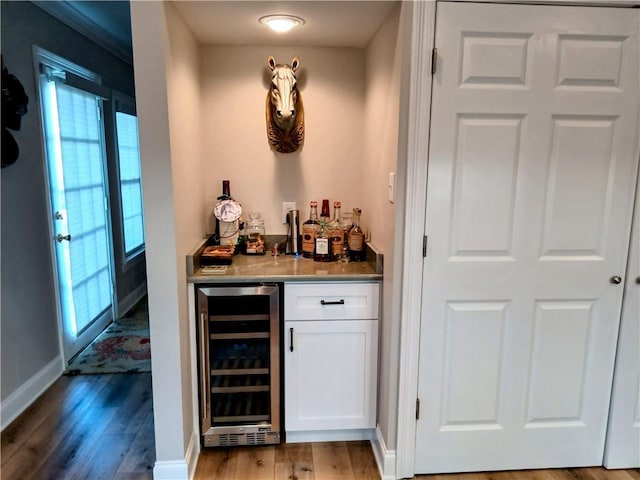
285, 209, 301, 255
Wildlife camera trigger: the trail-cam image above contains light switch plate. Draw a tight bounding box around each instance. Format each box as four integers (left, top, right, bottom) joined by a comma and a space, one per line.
388, 172, 396, 203
282, 202, 297, 223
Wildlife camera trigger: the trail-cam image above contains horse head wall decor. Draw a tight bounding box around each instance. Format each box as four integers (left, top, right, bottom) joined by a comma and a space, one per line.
266, 55, 304, 153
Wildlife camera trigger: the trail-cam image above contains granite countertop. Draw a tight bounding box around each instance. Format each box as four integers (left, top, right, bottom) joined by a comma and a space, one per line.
187, 237, 383, 283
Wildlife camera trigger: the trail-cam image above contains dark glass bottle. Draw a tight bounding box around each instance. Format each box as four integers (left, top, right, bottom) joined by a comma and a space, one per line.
348, 208, 365, 262
302, 201, 319, 259
320, 199, 330, 222
213, 181, 231, 245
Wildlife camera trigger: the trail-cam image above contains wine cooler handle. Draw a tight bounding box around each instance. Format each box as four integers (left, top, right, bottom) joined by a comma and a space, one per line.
200, 313, 211, 421
320, 299, 345, 306
290, 327, 294, 352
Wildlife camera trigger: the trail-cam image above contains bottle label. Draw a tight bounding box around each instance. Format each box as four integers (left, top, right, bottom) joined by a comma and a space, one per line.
348, 231, 363, 251
328, 228, 344, 256
315, 237, 329, 255
302, 225, 316, 254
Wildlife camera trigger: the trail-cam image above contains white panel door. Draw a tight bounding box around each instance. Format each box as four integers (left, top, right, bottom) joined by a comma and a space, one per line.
416, 3, 639, 473
604, 178, 640, 469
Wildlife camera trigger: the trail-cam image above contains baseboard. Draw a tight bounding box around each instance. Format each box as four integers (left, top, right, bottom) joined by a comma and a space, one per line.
153, 460, 189, 480
285, 428, 375, 443
372, 424, 397, 480
1, 355, 64, 431
186, 431, 200, 479
117, 281, 147, 318
152, 431, 199, 480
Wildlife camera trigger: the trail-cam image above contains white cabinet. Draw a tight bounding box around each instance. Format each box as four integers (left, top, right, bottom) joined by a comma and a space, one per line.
284, 282, 379, 441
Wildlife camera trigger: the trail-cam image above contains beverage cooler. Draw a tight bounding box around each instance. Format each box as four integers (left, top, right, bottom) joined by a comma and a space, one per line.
196, 284, 282, 447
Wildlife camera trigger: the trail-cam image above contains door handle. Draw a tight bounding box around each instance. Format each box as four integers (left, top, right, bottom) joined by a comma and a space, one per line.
610, 275, 622, 285
636, 276, 640, 285
56, 234, 71, 243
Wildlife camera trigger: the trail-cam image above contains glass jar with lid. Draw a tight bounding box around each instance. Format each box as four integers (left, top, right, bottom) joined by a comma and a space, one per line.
244, 212, 266, 255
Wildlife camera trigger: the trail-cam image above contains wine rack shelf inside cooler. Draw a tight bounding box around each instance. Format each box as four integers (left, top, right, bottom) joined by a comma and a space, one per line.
197, 285, 281, 447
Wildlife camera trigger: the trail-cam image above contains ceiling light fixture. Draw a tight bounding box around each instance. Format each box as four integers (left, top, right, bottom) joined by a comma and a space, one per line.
259, 14, 305, 33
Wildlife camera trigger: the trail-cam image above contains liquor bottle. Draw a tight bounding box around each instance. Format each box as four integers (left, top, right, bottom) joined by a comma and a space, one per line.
213, 180, 242, 250
313, 220, 331, 262
348, 208, 365, 262
301, 201, 319, 259
213, 180, 231, 244
320, 199, 330, 222
339, 211, 352, 262
327, 201, 344, 261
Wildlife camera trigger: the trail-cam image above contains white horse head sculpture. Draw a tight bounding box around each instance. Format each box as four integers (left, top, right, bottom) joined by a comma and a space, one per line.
266, 55, 304, 153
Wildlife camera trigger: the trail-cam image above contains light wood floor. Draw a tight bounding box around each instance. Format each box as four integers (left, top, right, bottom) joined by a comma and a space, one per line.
2, 373, 639, 480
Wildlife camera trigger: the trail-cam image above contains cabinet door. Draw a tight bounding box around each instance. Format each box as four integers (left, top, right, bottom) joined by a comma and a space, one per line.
285, 320, 378, 432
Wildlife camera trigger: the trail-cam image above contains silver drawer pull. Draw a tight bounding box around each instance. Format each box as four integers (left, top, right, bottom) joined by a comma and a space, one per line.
320, 299, 345, 306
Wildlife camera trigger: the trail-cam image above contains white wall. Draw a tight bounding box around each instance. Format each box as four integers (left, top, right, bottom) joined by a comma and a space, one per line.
166, 0, 206, 465
363, 4, 405, 451
130, 2, 203, 473
200, 46, 365, 235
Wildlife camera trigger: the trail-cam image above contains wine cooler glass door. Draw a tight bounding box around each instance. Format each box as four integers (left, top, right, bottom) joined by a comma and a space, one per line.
197, 285, 281, 447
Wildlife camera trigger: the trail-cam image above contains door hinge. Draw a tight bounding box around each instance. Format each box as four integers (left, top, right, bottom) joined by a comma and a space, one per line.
416, 398, 421, 420
422, 235, 428, 257
431, 48, 437, 75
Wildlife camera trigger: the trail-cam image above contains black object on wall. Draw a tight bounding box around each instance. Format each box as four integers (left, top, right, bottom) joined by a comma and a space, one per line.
2, 56, 29, 168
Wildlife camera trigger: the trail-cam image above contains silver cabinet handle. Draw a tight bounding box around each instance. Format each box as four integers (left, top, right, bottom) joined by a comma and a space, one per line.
611, 276, 622, 285
56, 234, 71, 243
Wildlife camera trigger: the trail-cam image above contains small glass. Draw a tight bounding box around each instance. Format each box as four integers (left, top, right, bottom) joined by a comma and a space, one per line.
244, 212, 265, 255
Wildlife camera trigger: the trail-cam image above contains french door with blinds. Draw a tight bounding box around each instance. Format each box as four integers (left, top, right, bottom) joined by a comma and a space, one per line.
36, 48, 115, 363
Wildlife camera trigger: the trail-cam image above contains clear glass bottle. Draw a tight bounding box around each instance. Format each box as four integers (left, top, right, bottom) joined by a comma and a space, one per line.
339, 211, 352, 262
327, 201, 344, 261
348, 208, 365, 262
302, 201, 319, 259
244, 212, 265, 255
314, 219, 331, 262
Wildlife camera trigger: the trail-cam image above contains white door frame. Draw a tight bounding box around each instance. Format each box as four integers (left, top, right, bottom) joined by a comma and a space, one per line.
395, 1, 640, 478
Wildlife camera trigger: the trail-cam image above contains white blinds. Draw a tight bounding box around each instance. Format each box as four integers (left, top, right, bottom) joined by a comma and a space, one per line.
46, 81, 112, 334
115, 111, 145, 256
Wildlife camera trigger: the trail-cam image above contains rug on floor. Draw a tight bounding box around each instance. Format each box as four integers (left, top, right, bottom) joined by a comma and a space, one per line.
65, 297, 151, 375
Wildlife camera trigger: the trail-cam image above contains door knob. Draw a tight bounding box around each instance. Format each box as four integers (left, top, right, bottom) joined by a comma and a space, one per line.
610, 275, 622, 285
56, 234, 71, 243
636, 276, 640, 285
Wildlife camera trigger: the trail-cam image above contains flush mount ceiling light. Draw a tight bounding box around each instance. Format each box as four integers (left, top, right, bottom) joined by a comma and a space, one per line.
259, 14, 305, 33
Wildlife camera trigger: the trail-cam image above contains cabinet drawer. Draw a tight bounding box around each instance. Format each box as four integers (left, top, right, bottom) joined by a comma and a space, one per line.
285, 282, 379, 320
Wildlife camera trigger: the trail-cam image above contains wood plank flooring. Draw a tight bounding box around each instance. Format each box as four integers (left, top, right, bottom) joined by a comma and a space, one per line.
195, 443, 640, 480
1, 373, 155, 480
3, 373, 639, 480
